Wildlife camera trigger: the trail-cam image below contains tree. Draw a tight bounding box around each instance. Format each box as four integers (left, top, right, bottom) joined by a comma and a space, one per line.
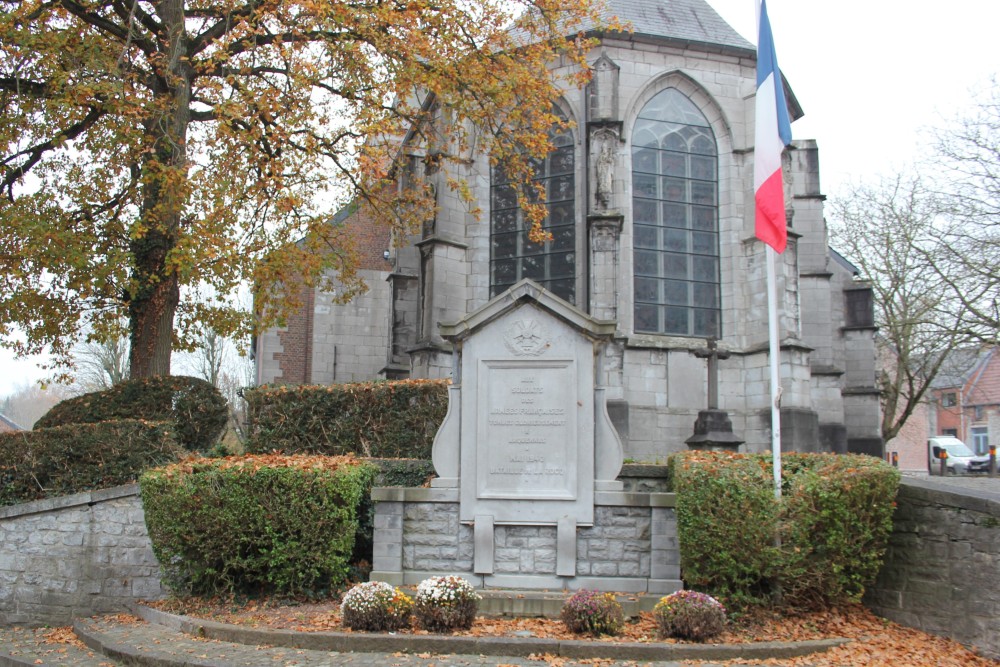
183, 325, 227, 388
925, 80, 1000, 343
0, 0, 600, 380
829, 174, 973, 443
74, 333, 130, 391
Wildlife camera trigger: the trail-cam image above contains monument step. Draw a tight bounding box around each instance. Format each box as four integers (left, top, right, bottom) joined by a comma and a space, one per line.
476, 587, 676, 617
71, 606, 847, 666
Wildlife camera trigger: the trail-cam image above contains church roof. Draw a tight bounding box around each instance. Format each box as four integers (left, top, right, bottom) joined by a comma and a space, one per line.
583, 0, 755, 55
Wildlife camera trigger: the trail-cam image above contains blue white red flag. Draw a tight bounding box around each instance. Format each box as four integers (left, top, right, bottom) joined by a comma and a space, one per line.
754, 0, 792, 253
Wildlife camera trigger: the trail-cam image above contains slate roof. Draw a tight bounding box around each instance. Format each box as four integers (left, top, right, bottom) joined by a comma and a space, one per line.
931, 347, 993, 390
582, 0, 755, 55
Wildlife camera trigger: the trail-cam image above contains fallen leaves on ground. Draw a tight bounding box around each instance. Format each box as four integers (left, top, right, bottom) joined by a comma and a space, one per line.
145, 597, 999, 666
40, 626, 87, 649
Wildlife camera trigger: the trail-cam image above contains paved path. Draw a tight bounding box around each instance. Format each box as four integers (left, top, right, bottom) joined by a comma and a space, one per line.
0, 618, 727, 667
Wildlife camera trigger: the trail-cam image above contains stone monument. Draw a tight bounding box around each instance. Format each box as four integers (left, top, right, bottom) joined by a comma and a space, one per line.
370, 280, 681, 594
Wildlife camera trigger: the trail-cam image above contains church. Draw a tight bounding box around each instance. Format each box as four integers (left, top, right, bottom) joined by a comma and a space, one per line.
253, 0, 882, 461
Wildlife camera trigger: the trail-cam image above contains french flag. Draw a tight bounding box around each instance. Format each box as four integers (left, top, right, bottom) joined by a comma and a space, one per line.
754, 0, 792, 253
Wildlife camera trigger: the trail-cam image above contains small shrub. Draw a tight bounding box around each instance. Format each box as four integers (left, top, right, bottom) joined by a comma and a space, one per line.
341, 581, 413, 632
414, 575, 480, 632
560, 590, 624, 637
653, 590, 727, 641
35, 375, 228, 453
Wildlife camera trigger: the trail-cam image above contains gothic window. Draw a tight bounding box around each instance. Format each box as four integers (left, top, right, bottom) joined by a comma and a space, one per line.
490, 116, 575, 303
632, 88, 720, 337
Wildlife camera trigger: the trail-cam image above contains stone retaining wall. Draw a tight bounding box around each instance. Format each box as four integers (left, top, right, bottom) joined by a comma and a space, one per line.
0, 485, 163, 626
866, 477, 1000, 661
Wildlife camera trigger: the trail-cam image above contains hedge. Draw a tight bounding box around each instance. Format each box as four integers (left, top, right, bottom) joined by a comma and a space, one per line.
671, 451, 779, 608
0, 420, 185, 506
671, 450, 900, 610
244, 379, 448, 458
140, 454, 377, 596
35, 375, 228, 453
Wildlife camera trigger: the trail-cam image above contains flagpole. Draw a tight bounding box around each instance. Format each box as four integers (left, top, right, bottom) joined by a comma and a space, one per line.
766, 245, 782, 499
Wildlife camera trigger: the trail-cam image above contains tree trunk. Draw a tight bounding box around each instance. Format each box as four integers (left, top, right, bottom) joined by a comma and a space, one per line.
127, 0, 191, 379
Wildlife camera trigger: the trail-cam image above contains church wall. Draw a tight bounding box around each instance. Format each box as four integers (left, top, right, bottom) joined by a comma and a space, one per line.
256, 18, 881, 461
308, 269, 393, 384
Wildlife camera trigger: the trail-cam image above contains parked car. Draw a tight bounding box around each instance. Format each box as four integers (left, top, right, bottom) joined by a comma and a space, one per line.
927, 436, 991, 475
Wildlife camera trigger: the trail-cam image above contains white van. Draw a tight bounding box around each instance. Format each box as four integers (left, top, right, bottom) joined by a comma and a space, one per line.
927, 436, 990, 475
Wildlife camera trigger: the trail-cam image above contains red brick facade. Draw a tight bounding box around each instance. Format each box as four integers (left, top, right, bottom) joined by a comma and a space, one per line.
932, 347, 1000, 454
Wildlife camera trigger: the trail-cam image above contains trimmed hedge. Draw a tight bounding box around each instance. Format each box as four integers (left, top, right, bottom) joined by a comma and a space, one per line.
140, 454, 377, 596
0, 420, 185, 506
244, 379, 448, 458
35, 375, 228, 453
671, 451, 900, 610
778, 453, 901, 609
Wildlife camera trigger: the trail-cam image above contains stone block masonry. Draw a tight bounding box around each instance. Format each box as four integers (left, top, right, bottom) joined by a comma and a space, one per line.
371, 486, 681, 595
0, 485, 163, 626
866, 477, 1000, 661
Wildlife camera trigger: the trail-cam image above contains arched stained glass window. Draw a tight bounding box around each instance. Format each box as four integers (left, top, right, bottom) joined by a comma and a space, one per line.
632, 89, 720, 337
490, 115, 575, 303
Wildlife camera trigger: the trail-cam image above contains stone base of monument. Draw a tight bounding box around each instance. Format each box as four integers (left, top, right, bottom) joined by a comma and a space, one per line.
369, 486, 683, 596
684, 409, 744, 452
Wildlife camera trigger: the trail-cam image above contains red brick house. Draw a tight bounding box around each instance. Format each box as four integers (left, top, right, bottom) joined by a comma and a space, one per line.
931, 346, 1000, 455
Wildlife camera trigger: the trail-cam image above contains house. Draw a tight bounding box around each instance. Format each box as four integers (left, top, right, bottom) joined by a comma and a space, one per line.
931, 347, 1000, 455
254, 0, 882, 461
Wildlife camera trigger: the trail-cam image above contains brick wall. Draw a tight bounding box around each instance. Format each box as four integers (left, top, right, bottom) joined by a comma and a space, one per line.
0, 486, 163, 626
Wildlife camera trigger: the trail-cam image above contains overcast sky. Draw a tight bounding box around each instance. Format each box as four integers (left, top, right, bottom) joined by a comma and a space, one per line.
1, 0, 998, 399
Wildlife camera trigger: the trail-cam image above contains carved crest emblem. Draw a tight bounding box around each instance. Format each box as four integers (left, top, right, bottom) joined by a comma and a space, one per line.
504, 319, 549, 356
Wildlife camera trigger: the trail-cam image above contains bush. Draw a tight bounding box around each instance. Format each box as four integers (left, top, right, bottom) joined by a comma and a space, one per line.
244, 379, 448, 458
671, 451, 900, 611
35, 375, 228, 453
0, 420, 184, 505
653, 590, 727, 641
341, 581, 413, 631
778, 453, 901, 609
672, 451, 779, 607
414, 575, 480, 632
140, 454, 377, 596
560, 590, 624, 637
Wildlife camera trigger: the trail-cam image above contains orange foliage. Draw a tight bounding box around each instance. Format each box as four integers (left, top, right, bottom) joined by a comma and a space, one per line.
0, 0, 610, 378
